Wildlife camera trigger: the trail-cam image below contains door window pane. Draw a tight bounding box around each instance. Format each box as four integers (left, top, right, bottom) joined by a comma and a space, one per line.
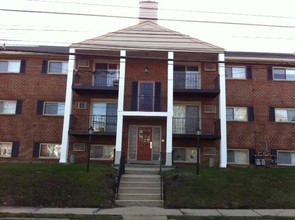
139, 82, 153, 111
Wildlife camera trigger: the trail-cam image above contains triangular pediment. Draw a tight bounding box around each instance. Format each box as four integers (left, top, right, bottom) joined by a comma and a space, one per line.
71, 21, 223, 53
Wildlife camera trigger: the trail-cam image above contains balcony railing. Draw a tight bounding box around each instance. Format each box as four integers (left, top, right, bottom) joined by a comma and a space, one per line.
173, 117, 220, 136
70, 114, 117, 133
173, 72, 220, 97
174, 71, 201, 89
72, 70, 119, 92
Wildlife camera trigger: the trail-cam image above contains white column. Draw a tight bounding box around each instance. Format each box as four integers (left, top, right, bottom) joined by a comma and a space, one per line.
60, 48, 75, 163
219, 53, 227, 168
166, 51, 174, 166
115, 50, 126, 165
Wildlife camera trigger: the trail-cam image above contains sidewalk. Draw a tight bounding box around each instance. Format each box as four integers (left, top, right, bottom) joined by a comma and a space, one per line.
1, 206, 295, 218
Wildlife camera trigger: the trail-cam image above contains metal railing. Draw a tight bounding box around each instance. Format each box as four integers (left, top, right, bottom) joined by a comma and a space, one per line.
173, 117, 220, 135
159, 152, 163, 200
70, 114, 117, 132
173, 71, 220, 90
115, 151, 125, 200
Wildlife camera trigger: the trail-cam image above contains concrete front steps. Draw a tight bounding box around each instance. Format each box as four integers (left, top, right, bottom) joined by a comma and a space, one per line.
115, 164, 163, 207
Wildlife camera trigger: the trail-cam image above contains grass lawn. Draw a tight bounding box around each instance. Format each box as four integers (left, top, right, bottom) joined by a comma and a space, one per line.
0, 163, 116, 208
164, 167, 295, 209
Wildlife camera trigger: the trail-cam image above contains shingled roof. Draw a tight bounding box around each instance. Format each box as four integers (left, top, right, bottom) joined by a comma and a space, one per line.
71, 20, 224, 53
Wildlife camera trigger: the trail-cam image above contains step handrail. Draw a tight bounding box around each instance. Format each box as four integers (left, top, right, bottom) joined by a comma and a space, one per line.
159, 152, 163, 200
115, 151, 125, 200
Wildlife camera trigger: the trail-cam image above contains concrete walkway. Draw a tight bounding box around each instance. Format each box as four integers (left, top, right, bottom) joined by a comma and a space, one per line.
1, 206, 295, 218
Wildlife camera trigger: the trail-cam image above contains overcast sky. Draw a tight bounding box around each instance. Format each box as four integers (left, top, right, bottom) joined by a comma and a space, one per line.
1, 0, 295, 53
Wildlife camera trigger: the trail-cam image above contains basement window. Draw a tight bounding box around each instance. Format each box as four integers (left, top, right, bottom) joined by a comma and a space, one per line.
227, 149, 249, 165
90, 145, 114, 160
277, 151, 295, 166
173, 147, 198, 163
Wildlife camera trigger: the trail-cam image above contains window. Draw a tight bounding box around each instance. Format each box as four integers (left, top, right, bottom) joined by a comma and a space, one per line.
43, 102, 65, 116
227, 149, 249, 164
174, 65, 200, 89
91, 102, 117, 132
39, 143, 61, 158
272, 68, 295, 80
90, 145, 114, 160
139, 82, 154, 111
73, 143, 85, 151
226, 107, 250, 121
0, 60, 21, 73
0, 142, 12, 157
275, 108, 295, 122
225, 66, 251, 79
204, 147, 216, 155
48, 61, 68, 74
277, 151, 295, 165
173, 105, 200, 134
0, 100, 17, 114
131, 81, 161, 112
94, 63, 119, 87
173, 147, 198, 163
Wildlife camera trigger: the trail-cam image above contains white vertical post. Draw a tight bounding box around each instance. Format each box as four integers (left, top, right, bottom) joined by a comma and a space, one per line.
60, 48, 75, 163
115, 50, 126, 165
166, 51, 174, 166
219, 53, 227, 168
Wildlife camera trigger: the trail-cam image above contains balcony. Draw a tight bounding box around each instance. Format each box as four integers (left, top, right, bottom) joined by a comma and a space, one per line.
173, 71, 220, 98
72, 70, 119, 94
69, 114, 117, 136
173, 117, 220, 139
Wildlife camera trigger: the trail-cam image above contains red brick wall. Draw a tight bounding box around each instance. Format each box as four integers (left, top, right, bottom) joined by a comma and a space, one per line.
226, 63, 295, 153
0, 54, 67, 162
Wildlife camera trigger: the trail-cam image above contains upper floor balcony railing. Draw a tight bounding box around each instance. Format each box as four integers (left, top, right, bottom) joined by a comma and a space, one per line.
173, 117, 220, 139
173, 71, 220, 98
69, 114, 117, 135
72, 70, 119, 94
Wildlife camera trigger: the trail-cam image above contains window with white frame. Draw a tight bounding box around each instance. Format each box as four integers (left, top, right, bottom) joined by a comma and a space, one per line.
225, 66, 246, 79
0, 100, 17, 114
174, 65, 200, 89
277, 151, 295, 165
273, 67, 295, 80
91, 102, 117, 132
204, 147, 216, 155
226, 107, 248, 121
94, 63, 119, 87
0, 142, 12, 158
48, 61, 68, 74
90, 145, 114, 160
0, 60, 21, 73
173, 105, 200, 134
275, 108, 295, 122
39, 143, 61, 158
227, 149, 249, 164
173, 147, 198, 163
43, 102, 65, 116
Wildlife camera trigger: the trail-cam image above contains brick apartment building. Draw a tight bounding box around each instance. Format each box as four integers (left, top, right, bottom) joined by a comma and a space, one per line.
0, 1, 295, 167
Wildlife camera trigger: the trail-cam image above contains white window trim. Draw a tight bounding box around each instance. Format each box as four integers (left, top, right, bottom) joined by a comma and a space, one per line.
0, 100, 17, 115
277, 150, 295, 166
275, 108, 295, 123
225, 66, 247, 79
0, 60, 21, 73
226, 107, 248, 122
0, 142, 13, 158
73, 143, 85, 152
90, 144, 115, 160
204, 147, 216, 155
43, 101, 65, 116
48, 60, 68, 74
227, 149, 249, 165
173, 147, 199, 163
273, 67, 295, 81
39, 143, 61, 159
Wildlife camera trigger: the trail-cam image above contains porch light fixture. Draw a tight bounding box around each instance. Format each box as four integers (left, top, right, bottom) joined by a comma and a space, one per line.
86, 126, 94, 172
196, 127, 202, 175
144, 66, 149, 73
